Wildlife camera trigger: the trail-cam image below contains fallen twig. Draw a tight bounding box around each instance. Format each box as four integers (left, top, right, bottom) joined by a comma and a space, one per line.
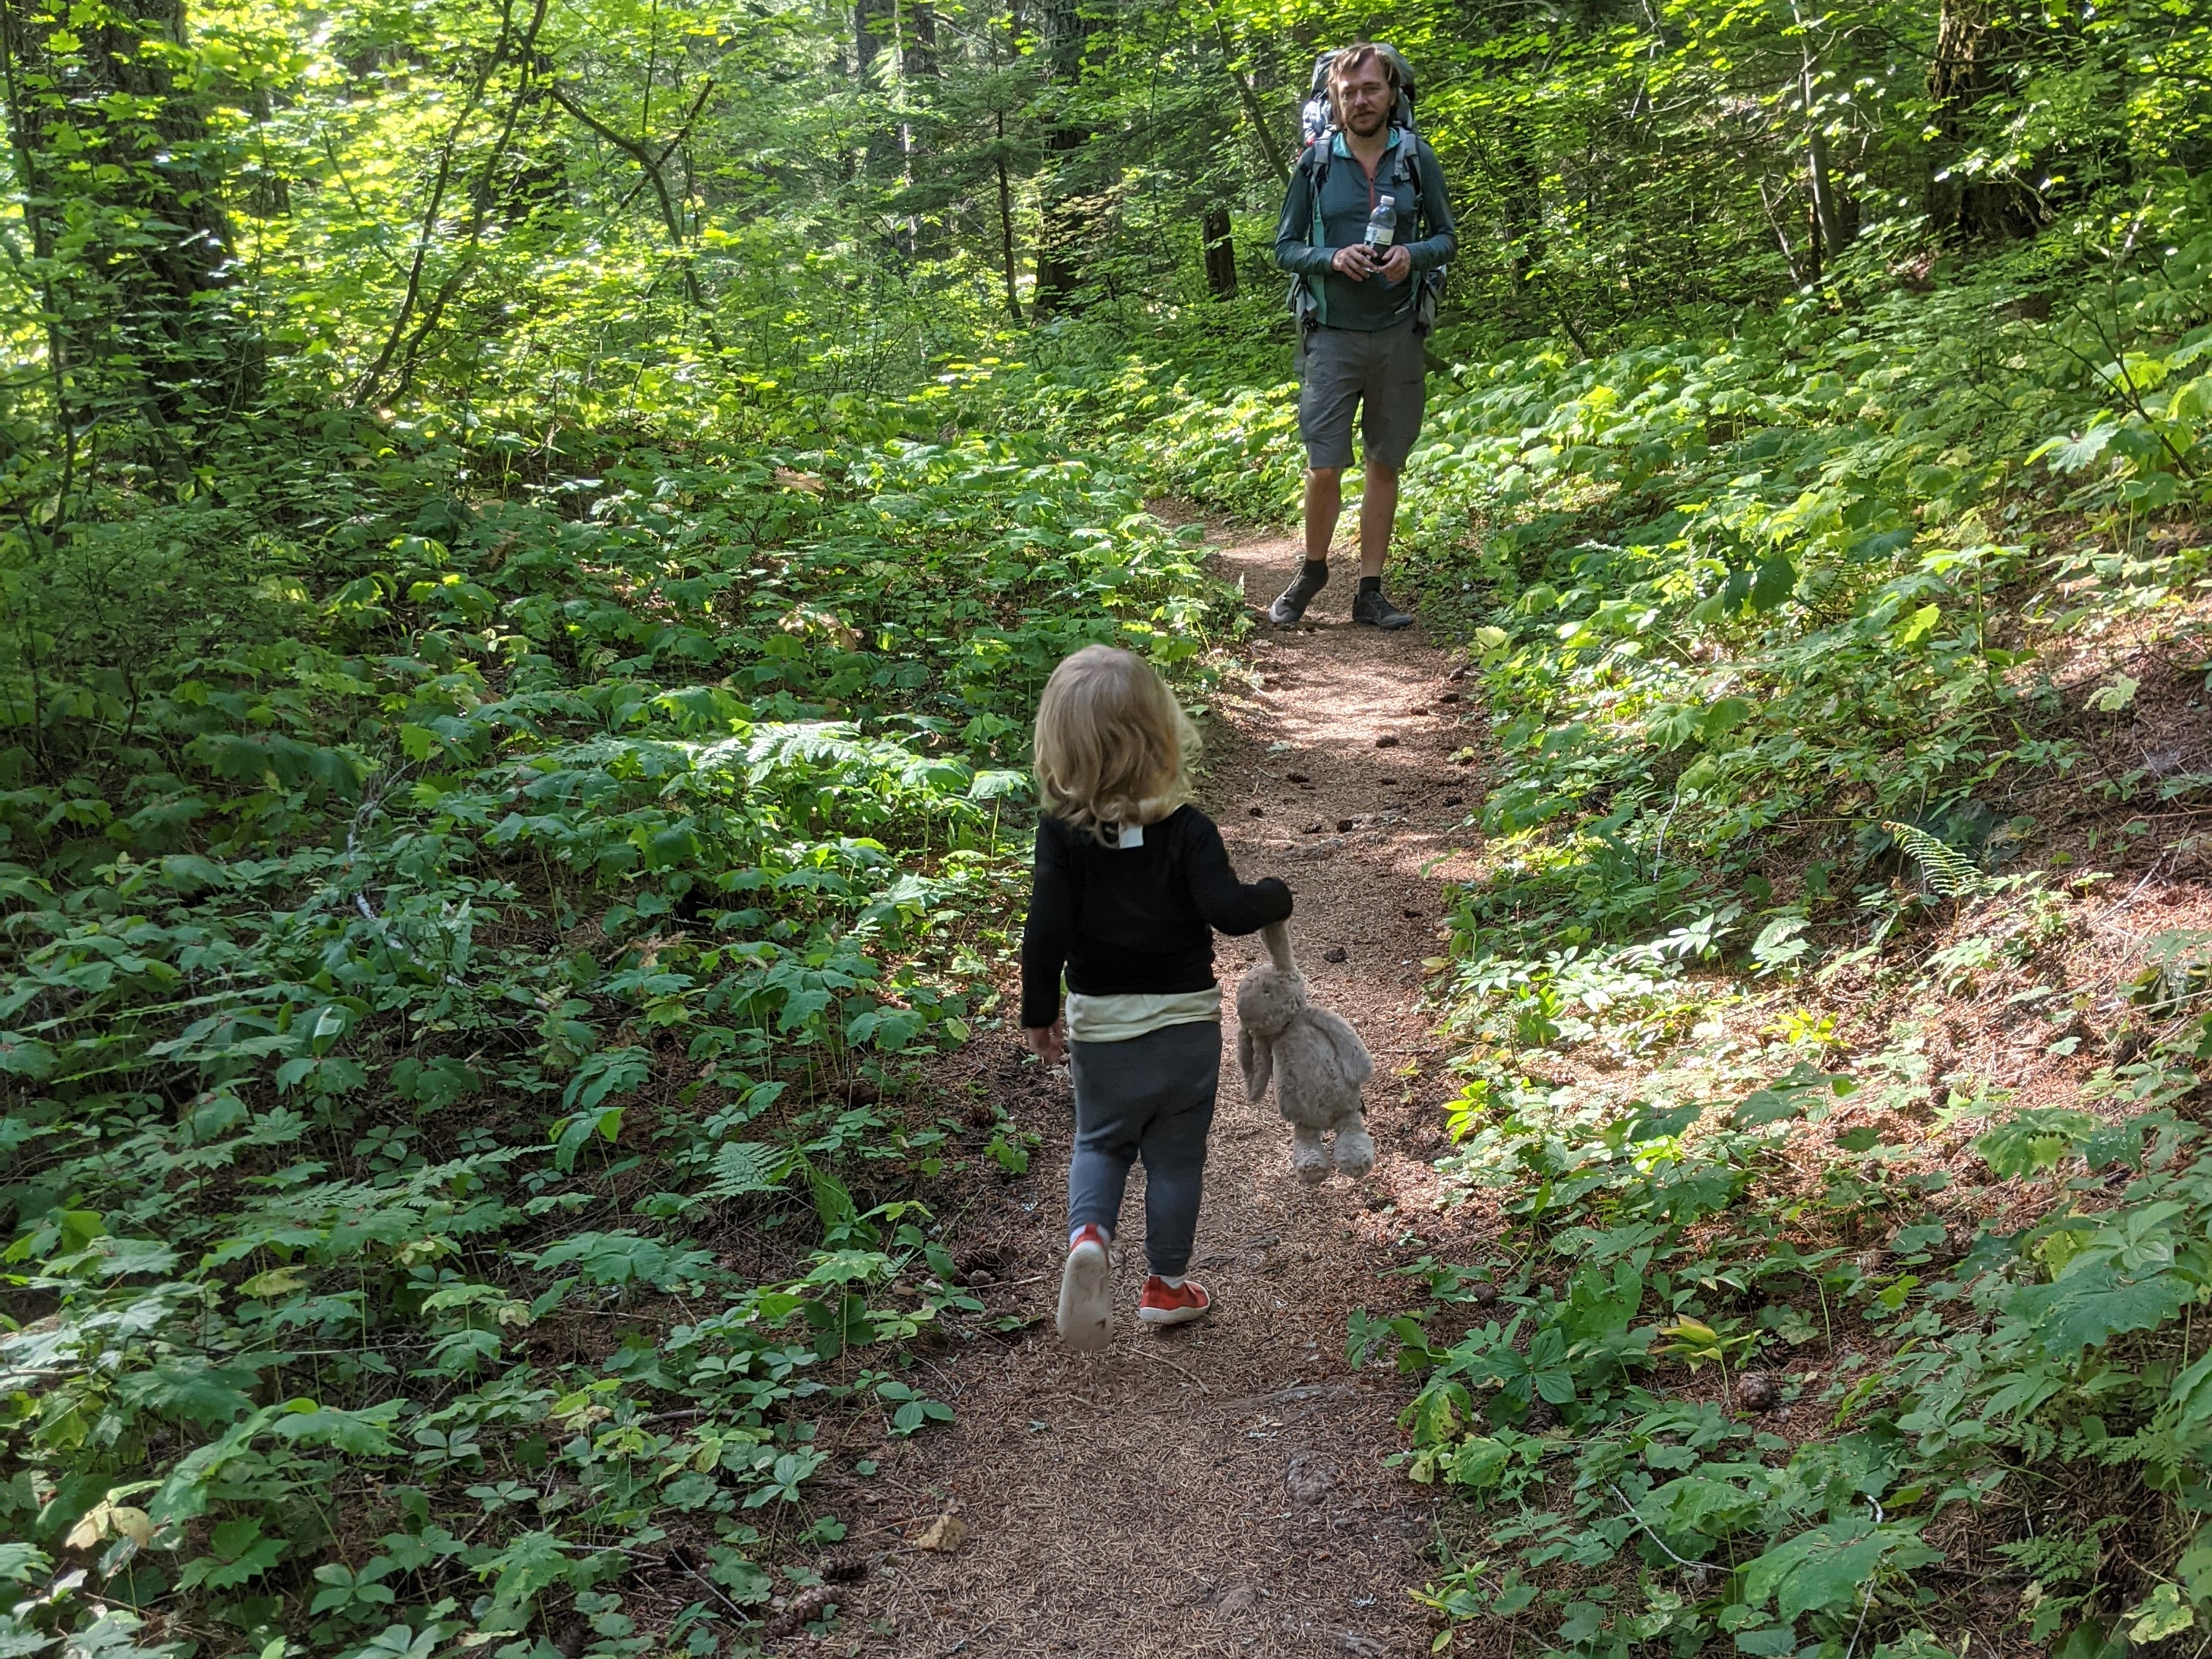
845, 1511, 940, 1541
1841, 1500, 1885, 1659
1137, 1347, 1211, 1394
2093, 859, 2169, 933
1606, 1482, 1705, 1570
674, 1552, 751, 1620
1224, 1381, 1358, 1412
1274, 1396, 1347, 1432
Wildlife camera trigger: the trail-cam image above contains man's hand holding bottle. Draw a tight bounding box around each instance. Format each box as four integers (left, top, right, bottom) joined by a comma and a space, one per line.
1333, 200, 1412, 284
1330, 243, 1412, 282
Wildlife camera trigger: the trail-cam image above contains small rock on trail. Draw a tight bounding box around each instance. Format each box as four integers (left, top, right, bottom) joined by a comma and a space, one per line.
911, 1513, 967, 1553
1286, 1451, 1339, 1503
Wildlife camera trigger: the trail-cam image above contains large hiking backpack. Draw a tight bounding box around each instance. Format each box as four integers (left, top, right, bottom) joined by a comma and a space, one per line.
1299, 43, 1417, 146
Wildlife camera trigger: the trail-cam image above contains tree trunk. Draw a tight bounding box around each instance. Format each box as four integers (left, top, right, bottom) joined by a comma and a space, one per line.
247, 83, 291, 217
1214, 18, 1288, 187
900, 0, 936, 85
1497, 113, 1545, 293
1030, 0, 1094, 315
547, 78, 712, 305
1925, 0, 2042, 241
0, 0, 75, 507
855, 0, 898, 177
1758, 178, 1812, 285
1202, 204, 1237, 298
898, 0, 938, 255
1790, 0, 1854, 261
1805, 121, 1848, 257
1, 0, 256, 434
995, 110, 1022, 323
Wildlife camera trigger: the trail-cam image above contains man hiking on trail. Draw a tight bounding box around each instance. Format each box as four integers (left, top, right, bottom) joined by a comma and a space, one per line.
1269, 42, 1456, 632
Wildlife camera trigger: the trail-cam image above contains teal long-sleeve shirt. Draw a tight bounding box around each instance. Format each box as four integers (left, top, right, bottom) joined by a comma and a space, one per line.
1273, 128, 1457, 331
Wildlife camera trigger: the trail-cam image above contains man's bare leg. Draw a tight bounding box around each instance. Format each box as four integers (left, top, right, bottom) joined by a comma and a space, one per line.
1304, 466, 1344, 562
1358, 462, 1399, 578
1350, 461, 1413, 629
1270, 467, 1343, 625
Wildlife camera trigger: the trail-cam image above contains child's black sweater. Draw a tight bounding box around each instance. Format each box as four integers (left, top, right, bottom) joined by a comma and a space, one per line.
1019, 805, 1293, 1030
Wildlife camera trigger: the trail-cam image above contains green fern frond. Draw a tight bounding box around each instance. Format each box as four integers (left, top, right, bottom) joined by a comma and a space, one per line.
1884, 821, 1985, 900
704, 1139, 791, 1200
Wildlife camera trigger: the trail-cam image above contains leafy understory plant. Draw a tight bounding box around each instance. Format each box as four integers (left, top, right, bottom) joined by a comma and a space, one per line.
0, 420, 1228, 1656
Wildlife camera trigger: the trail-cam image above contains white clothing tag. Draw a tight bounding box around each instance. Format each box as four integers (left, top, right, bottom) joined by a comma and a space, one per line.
1117, 823, 1143, 849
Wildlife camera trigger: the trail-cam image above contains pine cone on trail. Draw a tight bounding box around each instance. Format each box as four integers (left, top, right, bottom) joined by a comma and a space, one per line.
1735, 1372, 1778, 1413
764, 1584, 840, 1637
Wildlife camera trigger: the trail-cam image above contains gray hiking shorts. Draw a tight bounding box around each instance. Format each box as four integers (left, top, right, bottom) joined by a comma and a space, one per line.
1296, 319, 1426, 471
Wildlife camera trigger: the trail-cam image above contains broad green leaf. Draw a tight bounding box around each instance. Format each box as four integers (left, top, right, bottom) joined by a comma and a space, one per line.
2006, 1263, 2193, 1358
2129, 1582, 2194, 1644
1742, 1520, 1938, 1620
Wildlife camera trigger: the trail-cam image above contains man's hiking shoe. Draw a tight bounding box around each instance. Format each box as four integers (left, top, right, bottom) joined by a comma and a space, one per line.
1058, 1224, 1113, 1352
1353, 586, 1415, 630
1137, 1275, 1211, 1327
1268, 562, 1329, 625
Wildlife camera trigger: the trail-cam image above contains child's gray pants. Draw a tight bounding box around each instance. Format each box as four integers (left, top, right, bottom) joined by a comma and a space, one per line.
1066, 1020, 1219, 1278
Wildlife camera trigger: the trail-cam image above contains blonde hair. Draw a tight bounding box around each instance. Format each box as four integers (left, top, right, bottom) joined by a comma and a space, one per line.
1033, 646, 1199, 840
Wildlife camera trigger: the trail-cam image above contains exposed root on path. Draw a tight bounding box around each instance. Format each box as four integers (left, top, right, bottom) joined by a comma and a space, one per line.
824, 524, 1493, 1658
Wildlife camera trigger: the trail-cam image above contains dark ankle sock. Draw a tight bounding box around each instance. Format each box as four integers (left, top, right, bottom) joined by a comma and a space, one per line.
1302, 559, 1328, 581
1358, 575, 1382, 594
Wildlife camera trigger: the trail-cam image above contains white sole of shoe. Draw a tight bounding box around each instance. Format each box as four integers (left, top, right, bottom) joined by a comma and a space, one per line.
1057, 1240, 1112, 1351
1138, 1299, 1210, 1326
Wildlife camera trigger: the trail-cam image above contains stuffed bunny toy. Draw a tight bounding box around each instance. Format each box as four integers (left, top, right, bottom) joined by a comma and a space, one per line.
1236, 922, 1375, 1182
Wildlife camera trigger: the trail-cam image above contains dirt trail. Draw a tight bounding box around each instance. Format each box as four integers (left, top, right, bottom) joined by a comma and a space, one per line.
842, 527, 1486, 1658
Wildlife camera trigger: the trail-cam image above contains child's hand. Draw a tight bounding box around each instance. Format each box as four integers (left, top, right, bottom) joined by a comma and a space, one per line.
1023, 1017, 1067, 1066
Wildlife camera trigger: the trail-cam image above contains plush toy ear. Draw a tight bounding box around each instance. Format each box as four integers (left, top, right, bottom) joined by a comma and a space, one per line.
1240, 1025, 1274, 1102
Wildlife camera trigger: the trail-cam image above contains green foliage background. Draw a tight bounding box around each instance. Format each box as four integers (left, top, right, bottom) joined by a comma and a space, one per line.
3, 0, 2212, 1653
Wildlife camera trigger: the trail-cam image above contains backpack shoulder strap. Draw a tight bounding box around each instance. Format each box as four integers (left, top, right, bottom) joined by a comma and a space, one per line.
1287, 140, 1332, 328
1389, 129, 1422, 181
1297, 138, 1333, 249
1393, 127, 1430, 230
1300, 137, 1332, 189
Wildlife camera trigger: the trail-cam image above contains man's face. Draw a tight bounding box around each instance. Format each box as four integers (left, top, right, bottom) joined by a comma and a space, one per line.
1335, 61, 1393, 138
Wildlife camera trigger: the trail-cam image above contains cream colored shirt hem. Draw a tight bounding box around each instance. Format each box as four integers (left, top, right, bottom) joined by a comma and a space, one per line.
1064, 987, 1222, 1044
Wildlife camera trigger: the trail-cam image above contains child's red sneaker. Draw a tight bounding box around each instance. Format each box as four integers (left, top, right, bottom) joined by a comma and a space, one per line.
1057, 1224, 1113, 1351
1137, 1274, 1211, 1326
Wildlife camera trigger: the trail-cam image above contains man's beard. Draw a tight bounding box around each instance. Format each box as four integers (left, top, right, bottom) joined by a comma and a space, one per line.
1347, 105, 1388, 137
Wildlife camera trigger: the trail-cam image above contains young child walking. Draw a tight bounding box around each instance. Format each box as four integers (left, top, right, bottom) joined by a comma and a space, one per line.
1020, 645, 1294, 1352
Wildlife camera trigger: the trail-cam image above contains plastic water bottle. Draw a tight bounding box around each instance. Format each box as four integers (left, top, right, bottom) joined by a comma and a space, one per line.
1364, 199, 1398, 257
